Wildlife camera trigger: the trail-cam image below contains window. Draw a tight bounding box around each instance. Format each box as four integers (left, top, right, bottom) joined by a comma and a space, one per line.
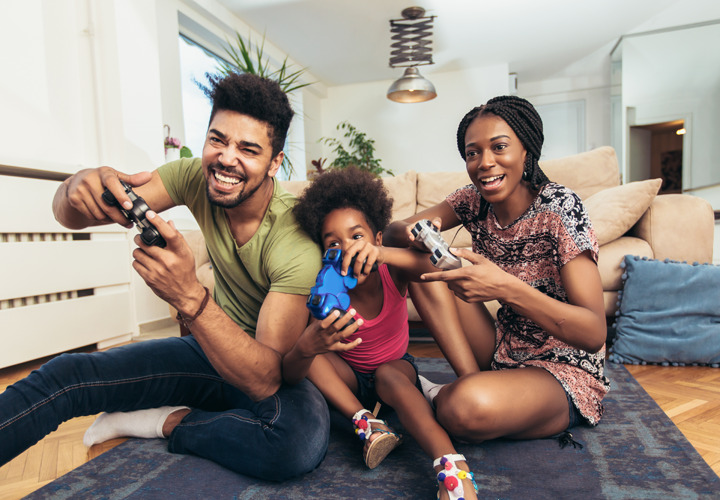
178, 35, 226, 160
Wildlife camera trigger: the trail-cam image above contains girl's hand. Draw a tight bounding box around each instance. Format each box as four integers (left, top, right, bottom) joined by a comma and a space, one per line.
340, 240, 381, 282
420, 248, 514, 303
297, 310, 363, 357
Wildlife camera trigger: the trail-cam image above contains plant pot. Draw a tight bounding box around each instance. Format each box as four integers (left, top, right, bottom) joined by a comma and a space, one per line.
165, 148, 181, 163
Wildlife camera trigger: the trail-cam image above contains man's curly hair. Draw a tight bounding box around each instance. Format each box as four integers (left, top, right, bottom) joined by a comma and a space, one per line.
203, 72, 293, 157
293, 166, 394, 245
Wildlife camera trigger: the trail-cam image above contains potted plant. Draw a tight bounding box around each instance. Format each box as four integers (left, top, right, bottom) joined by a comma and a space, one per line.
215, 32, 313, 178
164, 124, 192, 162
321, 122, 393, 177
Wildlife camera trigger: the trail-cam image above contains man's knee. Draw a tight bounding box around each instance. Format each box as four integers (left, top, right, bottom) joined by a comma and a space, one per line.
266, 380, 330, 480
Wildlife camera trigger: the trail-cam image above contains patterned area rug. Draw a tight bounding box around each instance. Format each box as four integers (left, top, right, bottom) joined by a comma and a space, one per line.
27, 359, 719, 499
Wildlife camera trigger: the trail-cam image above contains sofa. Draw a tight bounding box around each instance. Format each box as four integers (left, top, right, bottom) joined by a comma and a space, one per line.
179, 146, 715, 325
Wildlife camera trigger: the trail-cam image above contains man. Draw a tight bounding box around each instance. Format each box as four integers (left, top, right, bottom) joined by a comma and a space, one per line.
0, 73, 329, 480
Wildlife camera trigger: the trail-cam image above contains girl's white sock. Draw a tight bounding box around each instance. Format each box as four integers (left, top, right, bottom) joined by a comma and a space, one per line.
418, 375, 446, 409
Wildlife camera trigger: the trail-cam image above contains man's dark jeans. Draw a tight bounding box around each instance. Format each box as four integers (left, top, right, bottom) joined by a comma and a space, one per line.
0, 335, 329, 480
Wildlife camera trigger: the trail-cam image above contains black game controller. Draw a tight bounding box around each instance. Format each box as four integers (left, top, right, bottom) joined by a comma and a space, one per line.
102, 180, 166, 248
411, 219, 461, 270
307, 248, 377, 323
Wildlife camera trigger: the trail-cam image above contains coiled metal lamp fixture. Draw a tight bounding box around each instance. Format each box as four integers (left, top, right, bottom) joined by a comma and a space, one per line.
387, 6, 437, 103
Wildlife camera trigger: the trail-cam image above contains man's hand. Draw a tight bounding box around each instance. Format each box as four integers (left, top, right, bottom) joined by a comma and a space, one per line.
296, 310, 363, 358
421, 248, 513, 303
130, 210, 204, 313
57, 167, 153, 228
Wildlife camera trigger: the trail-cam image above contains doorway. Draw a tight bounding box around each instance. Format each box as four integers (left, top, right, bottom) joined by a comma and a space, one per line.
629, 120, 685, 193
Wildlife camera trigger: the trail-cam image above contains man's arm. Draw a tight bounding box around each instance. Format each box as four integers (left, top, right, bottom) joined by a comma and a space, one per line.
181, 288, 309, 399
132, 211, 309, 401
53, 167, 175, 229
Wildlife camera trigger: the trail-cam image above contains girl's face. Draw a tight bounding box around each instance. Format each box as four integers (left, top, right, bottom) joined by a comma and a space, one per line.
321, 207, 381, 252
463, 114, 532, 213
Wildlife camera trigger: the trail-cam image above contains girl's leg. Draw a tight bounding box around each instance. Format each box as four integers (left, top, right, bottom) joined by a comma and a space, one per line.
307, 352, 360, 418
375, 360, 478, 500
307, 353, 399, 469
435, 366, 570, 442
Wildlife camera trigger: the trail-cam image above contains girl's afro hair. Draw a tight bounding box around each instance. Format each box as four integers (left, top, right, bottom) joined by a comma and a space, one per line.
292, 166, 394, 245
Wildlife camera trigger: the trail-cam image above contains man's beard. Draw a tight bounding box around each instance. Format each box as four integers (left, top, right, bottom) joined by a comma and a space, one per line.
206, 163, 267, 209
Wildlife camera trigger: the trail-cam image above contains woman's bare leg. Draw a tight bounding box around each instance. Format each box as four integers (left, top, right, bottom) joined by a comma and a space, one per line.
409, 281, 481, 376
454, 298, 496, 371
435, 367, 570, 442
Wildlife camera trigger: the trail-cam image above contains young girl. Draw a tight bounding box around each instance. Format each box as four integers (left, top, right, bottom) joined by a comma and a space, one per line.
284, 166, 478, 500
386, 95, 610, 445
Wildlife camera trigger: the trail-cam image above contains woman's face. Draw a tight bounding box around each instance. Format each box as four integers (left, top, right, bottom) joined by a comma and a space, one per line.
463, 114, 532, 217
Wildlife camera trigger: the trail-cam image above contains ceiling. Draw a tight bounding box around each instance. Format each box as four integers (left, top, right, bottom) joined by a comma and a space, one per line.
214, 0, 680, 87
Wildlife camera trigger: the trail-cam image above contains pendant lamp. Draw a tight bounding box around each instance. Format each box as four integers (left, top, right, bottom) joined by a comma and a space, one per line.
387, 7, 437, 103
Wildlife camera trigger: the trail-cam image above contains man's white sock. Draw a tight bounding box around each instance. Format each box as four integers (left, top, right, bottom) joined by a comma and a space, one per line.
418, 375, 446, 409
83, 406, 189, 447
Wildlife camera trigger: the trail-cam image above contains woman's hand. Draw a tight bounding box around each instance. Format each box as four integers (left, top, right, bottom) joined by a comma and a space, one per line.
420, 248, 514, 303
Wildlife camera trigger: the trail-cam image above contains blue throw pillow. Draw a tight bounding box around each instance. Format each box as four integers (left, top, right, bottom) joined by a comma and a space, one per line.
609, 256, 720, 367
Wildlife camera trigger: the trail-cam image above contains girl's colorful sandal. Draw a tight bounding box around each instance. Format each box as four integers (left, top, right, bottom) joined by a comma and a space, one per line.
352, 409, 402, 469
434, 453, 478, 500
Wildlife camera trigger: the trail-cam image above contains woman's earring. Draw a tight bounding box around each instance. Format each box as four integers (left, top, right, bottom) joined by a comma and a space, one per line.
522, 156, 532, 181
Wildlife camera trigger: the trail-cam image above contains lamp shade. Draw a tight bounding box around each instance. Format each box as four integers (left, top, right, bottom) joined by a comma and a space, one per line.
387, 67, 437, 103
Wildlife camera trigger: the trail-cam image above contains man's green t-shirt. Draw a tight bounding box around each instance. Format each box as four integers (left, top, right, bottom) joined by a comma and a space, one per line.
157, 158, 321, 337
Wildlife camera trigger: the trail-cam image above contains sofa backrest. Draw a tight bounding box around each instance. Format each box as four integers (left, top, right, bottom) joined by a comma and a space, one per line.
279, 147, 620, 250
540, 146, 620, 199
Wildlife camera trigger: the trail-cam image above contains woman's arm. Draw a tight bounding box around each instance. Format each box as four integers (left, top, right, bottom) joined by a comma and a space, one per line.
422, 249, 606, 353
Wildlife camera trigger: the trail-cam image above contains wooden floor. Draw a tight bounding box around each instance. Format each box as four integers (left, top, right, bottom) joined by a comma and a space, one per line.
1, 341, 719, 499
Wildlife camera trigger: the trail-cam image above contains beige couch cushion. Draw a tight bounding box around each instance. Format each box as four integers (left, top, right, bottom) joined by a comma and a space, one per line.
381, 170, 418, 221
584, 178, 662, 246
416, 171, 473, 248
597, 236, 653, 291
540, 146, 620, 199
631, 193, 715, 263
279, 179, 310, 197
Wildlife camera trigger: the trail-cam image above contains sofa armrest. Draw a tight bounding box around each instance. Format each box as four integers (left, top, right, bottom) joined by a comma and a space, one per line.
630, 194, 714, 263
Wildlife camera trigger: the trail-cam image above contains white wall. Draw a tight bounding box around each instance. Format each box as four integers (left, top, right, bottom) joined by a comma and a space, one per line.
620, 23, 720, 192
0, 0, 98, 171
320, 64, 510, 176
3, 0, 717, 335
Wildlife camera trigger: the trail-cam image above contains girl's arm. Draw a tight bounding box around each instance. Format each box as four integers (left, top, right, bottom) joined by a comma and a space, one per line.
282, 311, 362, 385
422, 249, 606, 353
383, 201, 461, 248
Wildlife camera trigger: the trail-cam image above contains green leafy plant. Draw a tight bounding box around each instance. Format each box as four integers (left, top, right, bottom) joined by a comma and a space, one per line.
321, 122, 393, 177
216, 33, 313, 178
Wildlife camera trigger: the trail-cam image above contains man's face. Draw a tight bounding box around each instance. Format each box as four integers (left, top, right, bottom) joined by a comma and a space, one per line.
201, 110, 283, 209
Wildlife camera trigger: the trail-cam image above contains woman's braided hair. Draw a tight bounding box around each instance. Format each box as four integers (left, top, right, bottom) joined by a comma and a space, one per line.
456, 95, 550, 191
